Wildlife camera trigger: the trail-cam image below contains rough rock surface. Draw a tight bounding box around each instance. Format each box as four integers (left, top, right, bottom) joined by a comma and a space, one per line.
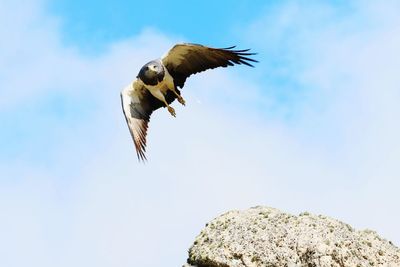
184, 206, 400, 267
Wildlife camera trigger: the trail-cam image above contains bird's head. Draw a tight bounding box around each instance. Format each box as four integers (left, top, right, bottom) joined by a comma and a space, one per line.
137, 61, 164, 85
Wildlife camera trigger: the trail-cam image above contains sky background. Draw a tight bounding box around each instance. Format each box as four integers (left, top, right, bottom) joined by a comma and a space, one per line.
1, 0, 400, 266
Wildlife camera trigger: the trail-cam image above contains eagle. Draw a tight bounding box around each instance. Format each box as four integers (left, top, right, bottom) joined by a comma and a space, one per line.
121, 43, 257, 161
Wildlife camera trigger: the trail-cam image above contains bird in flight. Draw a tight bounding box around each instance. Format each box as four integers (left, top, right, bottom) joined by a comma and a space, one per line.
121, 43, 257, 161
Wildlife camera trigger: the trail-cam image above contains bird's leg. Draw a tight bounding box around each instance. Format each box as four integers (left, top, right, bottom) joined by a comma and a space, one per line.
170, 88, 186, 106
149, 89, 176, 117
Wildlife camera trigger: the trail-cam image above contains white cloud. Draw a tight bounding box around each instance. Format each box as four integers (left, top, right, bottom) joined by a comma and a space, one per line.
1, 1, 400, 267
245, 0, 400, 242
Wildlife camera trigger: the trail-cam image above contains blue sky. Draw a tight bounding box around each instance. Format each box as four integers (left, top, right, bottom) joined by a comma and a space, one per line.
48, 0, 277, 52
1, 0, 400, 266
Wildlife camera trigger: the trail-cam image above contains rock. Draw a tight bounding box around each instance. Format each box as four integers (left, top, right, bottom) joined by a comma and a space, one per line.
184, 206, 400, 267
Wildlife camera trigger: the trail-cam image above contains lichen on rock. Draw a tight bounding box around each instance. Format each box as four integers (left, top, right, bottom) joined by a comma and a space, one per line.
184, 206, 400, 267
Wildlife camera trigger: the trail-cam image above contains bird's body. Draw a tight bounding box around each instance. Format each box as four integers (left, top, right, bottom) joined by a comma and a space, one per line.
140, 61, 178, 103
121, 43, 257, 160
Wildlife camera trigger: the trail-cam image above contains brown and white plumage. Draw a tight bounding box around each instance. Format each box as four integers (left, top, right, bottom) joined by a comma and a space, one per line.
121, 43, 257, 161
162, 43, 257, 88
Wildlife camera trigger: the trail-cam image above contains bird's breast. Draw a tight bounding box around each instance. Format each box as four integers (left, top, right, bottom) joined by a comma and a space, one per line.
145, 71, 174, 93
146, 80, 169, 94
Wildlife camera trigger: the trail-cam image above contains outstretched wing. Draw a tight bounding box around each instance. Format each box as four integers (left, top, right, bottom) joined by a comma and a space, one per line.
121, 80, 154, 161
121, 80, 179, 161
161, 43, 257, 88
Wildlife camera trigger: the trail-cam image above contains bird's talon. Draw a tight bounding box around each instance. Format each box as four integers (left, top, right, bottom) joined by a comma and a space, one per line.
178, 97, 186, 106
168, 106, 176, 117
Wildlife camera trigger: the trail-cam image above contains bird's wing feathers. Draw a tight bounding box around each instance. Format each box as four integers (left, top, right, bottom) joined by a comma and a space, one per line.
161, 43, 257, 88
120, 80, 153, 161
